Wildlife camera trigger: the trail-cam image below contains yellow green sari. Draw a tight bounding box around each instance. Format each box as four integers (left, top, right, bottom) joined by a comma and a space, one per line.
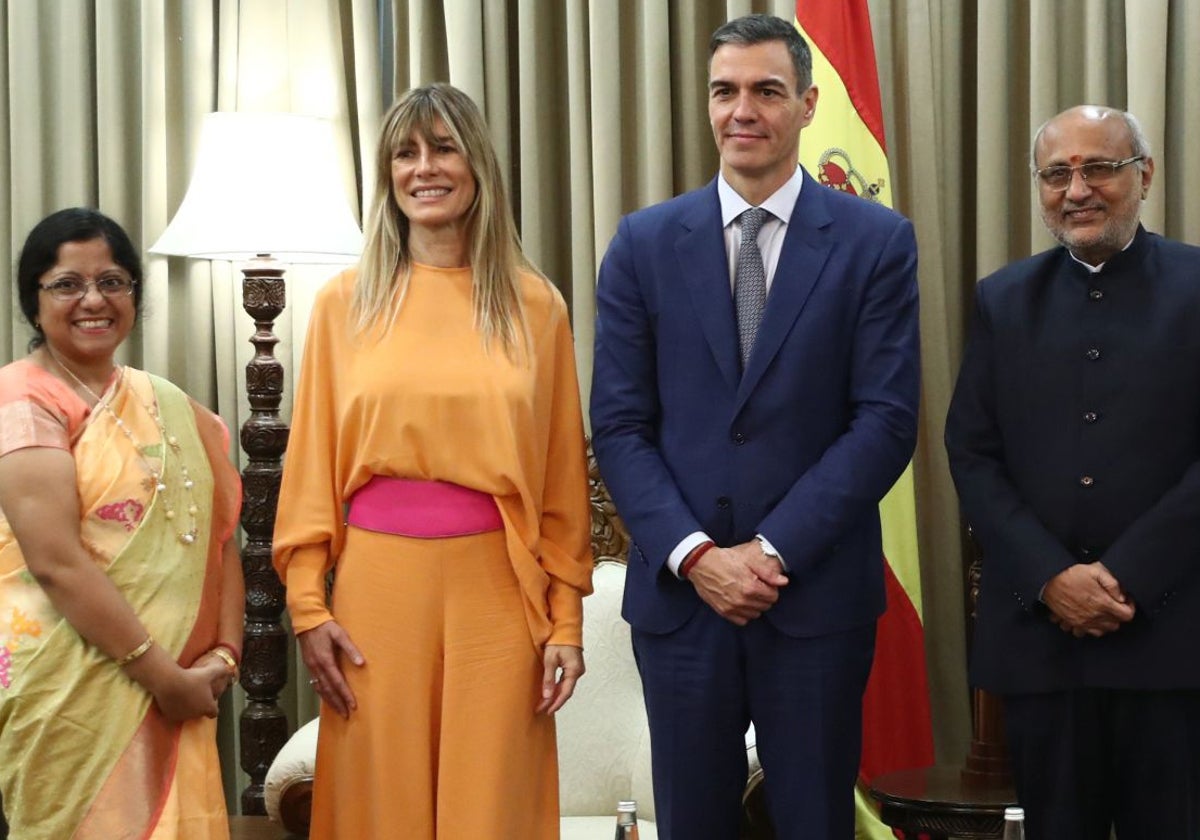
0, 364, 239, 839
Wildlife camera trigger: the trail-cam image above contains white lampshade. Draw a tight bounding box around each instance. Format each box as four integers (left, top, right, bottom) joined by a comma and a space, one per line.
150, 112, 362, 263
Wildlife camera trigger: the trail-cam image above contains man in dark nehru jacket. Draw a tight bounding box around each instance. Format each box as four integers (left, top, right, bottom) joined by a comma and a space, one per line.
946, 104, 1200, 840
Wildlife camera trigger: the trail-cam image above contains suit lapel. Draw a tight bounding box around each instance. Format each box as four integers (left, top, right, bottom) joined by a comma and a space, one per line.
735, 171, 833, 410
677, 182, 740, 390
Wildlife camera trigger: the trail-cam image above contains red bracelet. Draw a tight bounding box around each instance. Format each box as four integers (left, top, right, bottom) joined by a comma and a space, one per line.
213, 642, 242, 667
680, 540, 716, 579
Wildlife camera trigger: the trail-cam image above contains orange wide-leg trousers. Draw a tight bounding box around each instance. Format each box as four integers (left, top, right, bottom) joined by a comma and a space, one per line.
308, 526, 559, 839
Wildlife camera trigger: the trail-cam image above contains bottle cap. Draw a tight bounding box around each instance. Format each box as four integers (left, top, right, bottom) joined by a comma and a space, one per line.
617, 800, 637, 812
1005, 806, 1024, 820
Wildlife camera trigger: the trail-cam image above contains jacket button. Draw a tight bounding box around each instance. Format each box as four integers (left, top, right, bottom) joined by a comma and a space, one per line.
733, 432, 746, 445
717, 496, 731, 510
1089, 289, 1104, 301
1079, 475, 1094, 487
1085, 348, 1101, 361
1083, 411, 1098, 423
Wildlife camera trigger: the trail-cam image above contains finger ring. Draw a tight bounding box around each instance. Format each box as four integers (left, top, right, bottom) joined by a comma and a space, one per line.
308, 678, 320, 686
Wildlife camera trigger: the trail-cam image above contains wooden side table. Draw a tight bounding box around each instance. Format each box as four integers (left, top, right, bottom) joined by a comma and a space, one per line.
869, 765, 1016, 840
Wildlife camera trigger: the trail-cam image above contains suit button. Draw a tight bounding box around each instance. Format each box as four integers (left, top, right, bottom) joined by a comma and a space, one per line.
1086, 348, 1101, 361
733, 432, 746, 445
1079, 475, 1094, 487
717, 496, 731, 510
1083, 411, 1098, 423
1089, 289, 1104, 301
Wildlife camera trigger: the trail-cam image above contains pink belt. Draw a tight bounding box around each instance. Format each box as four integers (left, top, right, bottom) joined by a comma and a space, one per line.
346, 476, 503, 538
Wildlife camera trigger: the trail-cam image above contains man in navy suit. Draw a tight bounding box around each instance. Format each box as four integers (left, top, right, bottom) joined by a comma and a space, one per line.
590, 14, 920, 839
946, 105, 1200, 839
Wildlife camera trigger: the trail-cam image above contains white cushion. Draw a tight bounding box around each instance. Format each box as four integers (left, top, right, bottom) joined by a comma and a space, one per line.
556, 561, 656, 821
264, 716, 319, 823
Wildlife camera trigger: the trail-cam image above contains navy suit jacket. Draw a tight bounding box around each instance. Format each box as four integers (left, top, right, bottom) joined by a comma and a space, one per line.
590, 170, 920, 638
946, 228, 1200, 693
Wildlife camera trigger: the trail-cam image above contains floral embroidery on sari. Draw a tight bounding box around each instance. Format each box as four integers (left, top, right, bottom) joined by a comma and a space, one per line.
95, 498, 146, 530
0, 607, 43, 688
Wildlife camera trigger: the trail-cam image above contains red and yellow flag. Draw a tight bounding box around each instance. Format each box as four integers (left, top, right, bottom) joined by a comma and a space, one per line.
794, 2, 934, 837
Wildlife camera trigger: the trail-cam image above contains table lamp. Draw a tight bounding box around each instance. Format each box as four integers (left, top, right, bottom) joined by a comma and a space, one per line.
150, 111, 362, 813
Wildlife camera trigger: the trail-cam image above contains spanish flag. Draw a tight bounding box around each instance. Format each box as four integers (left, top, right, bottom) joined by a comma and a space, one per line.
794, 2, 935, 837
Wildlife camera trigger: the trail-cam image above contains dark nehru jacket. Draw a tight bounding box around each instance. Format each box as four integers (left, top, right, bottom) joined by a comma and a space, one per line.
946, 226, 1200, 694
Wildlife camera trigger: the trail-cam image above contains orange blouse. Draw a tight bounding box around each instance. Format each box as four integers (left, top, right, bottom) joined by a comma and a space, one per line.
272, 265, 593, 647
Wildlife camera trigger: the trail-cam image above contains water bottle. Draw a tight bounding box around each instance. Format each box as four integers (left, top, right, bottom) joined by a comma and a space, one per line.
1002, 805, 1026, 840
614, 799, 640, 840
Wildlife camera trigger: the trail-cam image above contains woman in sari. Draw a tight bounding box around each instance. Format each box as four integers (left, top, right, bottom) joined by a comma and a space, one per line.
273, 84, 593, 838
0, 208, 243, 839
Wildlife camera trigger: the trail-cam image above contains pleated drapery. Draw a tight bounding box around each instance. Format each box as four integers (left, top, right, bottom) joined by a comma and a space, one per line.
4, 0, 1200, 809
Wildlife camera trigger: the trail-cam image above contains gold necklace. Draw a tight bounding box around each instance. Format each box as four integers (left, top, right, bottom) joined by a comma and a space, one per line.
46, 349, 199, 546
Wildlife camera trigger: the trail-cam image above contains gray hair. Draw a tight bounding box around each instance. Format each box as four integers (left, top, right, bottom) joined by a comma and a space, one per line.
709, 14, 813, 93
1030, 107, 1152, 172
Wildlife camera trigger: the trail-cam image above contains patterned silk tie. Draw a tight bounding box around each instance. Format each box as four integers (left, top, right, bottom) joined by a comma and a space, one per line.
734, 207, 770, 366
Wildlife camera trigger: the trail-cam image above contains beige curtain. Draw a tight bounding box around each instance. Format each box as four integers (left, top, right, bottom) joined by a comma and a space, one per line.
6, 0, 1200, 813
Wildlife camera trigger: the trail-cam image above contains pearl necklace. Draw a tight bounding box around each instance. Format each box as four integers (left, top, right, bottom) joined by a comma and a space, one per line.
47, 350, 199, 546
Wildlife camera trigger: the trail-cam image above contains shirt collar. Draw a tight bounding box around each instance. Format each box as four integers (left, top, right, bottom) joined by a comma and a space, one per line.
717, 166, 804, 228
1068, 232, 1138, 273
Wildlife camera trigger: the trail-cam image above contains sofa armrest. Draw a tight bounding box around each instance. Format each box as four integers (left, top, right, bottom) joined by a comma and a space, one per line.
265, 717, 319, 836
277, 778, 314, 837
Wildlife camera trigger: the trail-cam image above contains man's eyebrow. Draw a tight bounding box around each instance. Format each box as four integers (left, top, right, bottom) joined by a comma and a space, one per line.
708, 76, 789, 90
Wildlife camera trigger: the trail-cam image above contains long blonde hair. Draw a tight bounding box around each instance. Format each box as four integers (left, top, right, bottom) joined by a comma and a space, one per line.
353, 83, 539, 357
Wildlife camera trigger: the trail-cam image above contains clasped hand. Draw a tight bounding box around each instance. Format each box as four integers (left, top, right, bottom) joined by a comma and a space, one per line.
152, 657, 231, 723
686, 540, 788, 625
1043, 561, 1135, 638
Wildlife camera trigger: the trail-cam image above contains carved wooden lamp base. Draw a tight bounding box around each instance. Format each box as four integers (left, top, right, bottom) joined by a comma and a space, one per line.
238, 258, 291, 814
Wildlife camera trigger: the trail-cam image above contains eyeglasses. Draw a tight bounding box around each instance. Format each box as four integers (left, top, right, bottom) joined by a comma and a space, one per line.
1034, 156, 1144, 192
39, 275, 137, 301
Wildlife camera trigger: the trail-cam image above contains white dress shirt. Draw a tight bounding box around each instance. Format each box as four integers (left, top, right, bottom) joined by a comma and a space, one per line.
665, 167, 805, 577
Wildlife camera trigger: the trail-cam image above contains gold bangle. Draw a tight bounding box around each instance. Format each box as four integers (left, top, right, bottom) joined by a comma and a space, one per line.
115, 636, 154, 667
210, 647, 240, 683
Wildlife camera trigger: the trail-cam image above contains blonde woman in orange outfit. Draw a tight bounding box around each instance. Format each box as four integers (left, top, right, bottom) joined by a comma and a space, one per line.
272, 84, 593, 840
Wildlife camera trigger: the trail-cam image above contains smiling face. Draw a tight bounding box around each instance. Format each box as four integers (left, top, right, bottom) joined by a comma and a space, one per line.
1034, 107, 1154, 265
36, 238, 136, 369
709, 40, 817, 204
390, 119, 478, 236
